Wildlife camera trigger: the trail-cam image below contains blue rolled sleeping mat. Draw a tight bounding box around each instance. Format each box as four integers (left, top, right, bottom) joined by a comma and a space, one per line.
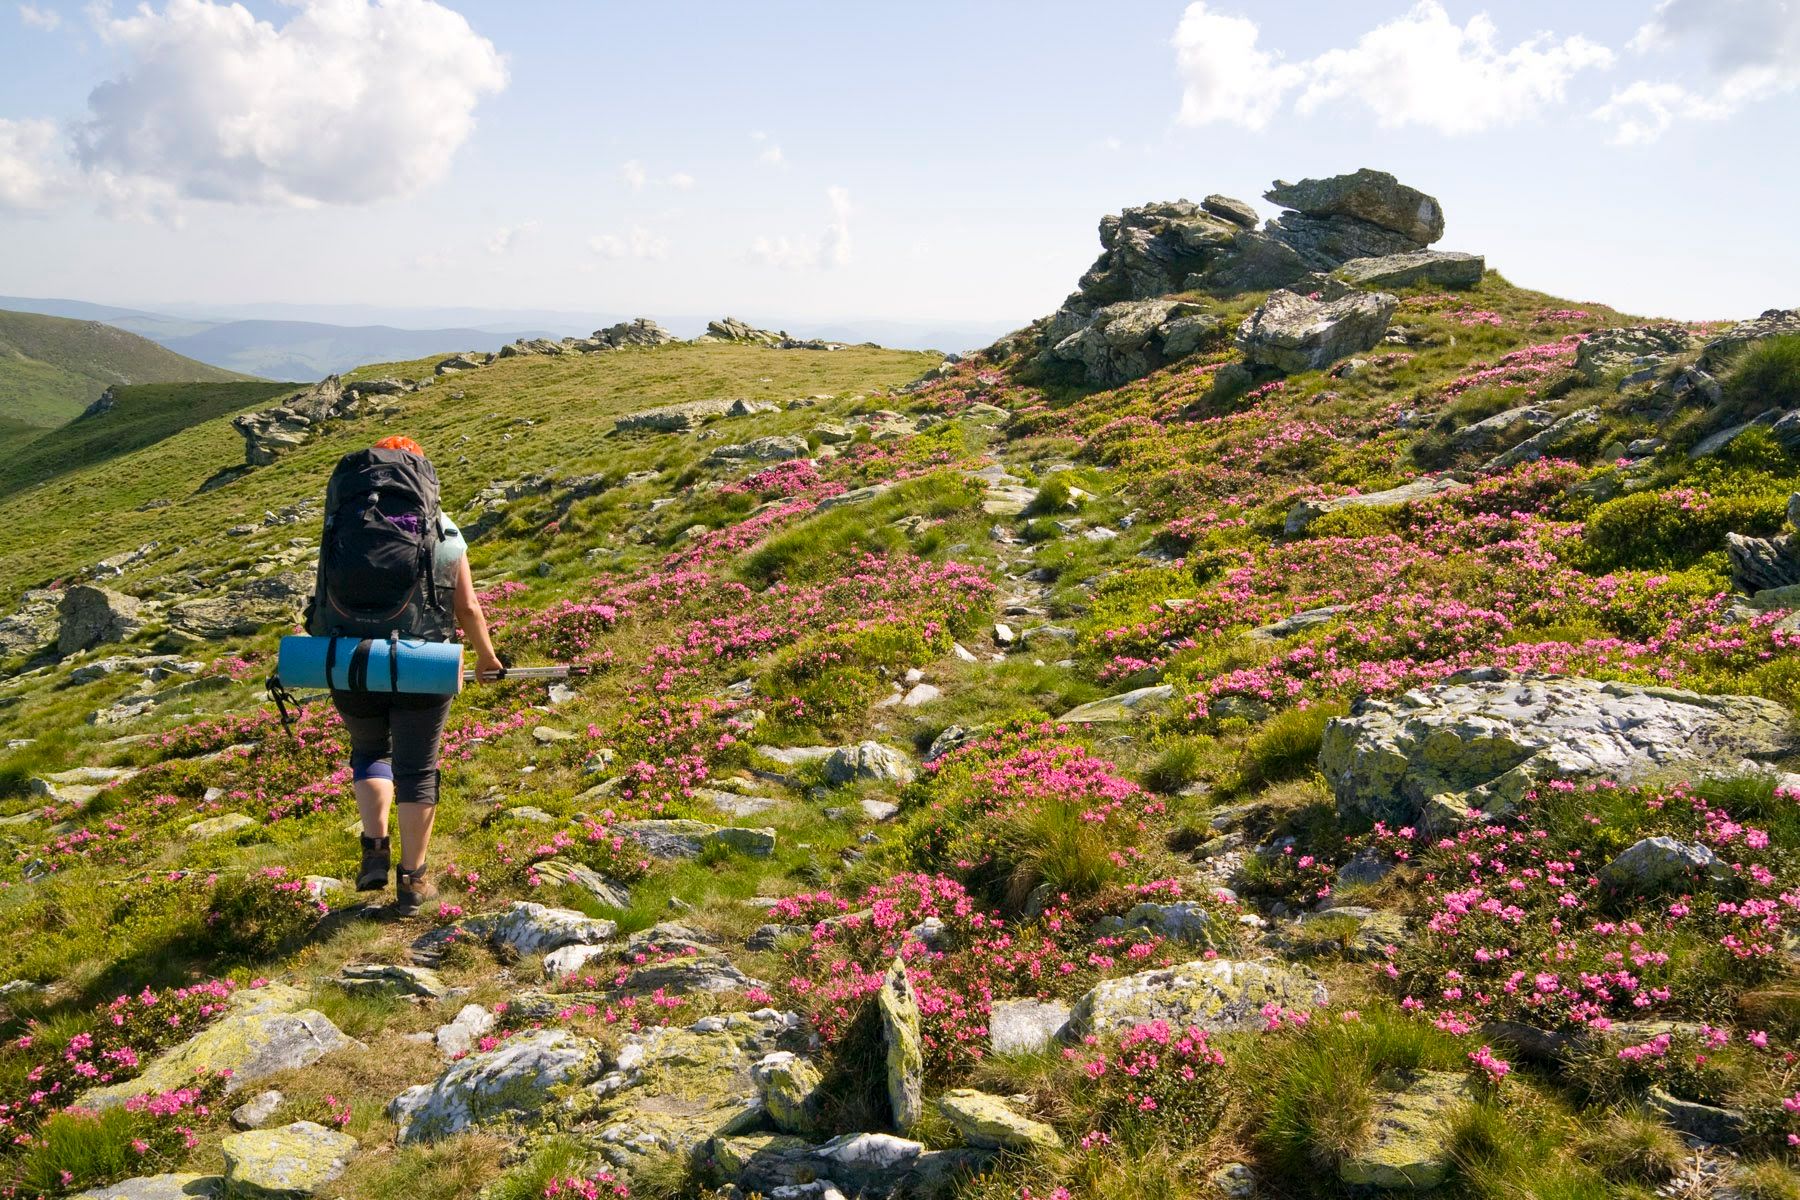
276, 635, 464, 695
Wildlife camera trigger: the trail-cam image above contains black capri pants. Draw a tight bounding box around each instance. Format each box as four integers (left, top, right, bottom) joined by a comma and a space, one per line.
331, 691, 453, 806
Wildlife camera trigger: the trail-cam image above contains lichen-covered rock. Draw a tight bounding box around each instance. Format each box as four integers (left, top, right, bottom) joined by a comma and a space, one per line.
613, 954, 760, 995
433, 1003, 495, 1058
1600, 836, 1730, 893
937, 1089, 1062, 1150
527, 858, 632, 908
877, 958, 925, 1133
708, 435, 810, 463
390, 1029, 599, 1143
459, 901, 617, 956
335, 963, 448, 999
714, 1131, 992, 1197
581, 1009, 809, 1171
230, 1089, 285, 1130
58, 585, 149, 654
618, 818, 776, 858
220, 1121, 357, 1198
1284, 476, 1464, 535
751, 1050, 824, 1134
1049, 297, 1221, 385
1237, 289, 1400, 375
1092, 901, 1225, 945
1335, 250, 1483, 290
1266, 169, 1446, 244
1059, 684, 1175, 723
824, 741, 915, 786
989, 999, 1071, 1055
1318, 670, 1794, 829
1066, 959, 1326, 1038
1574, 325, 1695, 385
70, 1175, 220, 1200
84, 986, 351, 1107
1338, 1071, 1471, 1189
1699, 307, 1800, 371
182, 812, 256, 840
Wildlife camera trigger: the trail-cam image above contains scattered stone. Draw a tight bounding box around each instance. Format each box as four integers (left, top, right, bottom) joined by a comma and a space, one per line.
1059, 684, 1175, 723
1449, 404, 1559, 456
824, 741, 915, 786
166, 572, 311, 640
1093, 901, 1224, 945
619, 818, 776, 858
696, 786, 779, 818
1600, 836, 1729, 893
1574, 325, 1695, 386
1648, 1086, 1747, 1144
1320, 669, 1793, 830
57, 585, 149, 654
230, 1090, 285, 1131
1285, 477, 1465, 535
1338, 1072, 1471, 1189
752, 1051, 824, 1134
1237, 288, 1400, 375
182, 813, 256, 840
877, 959, 925, 1133
69, 1175, 221, 1200
83, 986, 352, 1107
988, 998, 1072, 1055
531, 725, 575, 744
1210, 1163, 1258, 1200
391, 1029, 599, 1143
899, 683, 941, 707
938, 1089, 1062, 1151
434, 1004, 495, 1058
1066, 958, 1326, 1038
616, 398, 768, 433
1483, 407, 1601, 471
1335, 250, 1483, 290
859, 797, 899, 821
1249, 605, 1351, 640
709, 435, 811, 463
335, 963, 448, 999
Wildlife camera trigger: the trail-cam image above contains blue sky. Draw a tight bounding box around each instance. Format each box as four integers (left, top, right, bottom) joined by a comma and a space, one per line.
1, 0, 1796, 329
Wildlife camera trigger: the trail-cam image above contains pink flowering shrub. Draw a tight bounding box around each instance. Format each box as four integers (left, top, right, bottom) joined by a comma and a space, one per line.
204, 868, 329, 960
1065, 1019, 1229, 1130
17, 1071, 228, 1196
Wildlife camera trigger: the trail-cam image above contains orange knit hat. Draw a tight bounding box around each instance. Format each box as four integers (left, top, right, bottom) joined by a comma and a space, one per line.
373, 435, 425, 456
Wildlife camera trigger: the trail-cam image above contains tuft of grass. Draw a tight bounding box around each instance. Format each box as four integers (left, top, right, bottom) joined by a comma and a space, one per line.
1738, 1160, 1800, 1200
334, 1133, 510, 1200
1569, 1108, 1684, 1184
1727, 332, 1800, 413
1231, 700, 1347, 792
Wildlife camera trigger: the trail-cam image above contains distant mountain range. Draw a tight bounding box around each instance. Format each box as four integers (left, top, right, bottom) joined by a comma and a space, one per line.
0, 296, 1022, 379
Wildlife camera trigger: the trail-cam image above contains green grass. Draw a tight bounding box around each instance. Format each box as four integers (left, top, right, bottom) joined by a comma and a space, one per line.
0, 309, 251, 430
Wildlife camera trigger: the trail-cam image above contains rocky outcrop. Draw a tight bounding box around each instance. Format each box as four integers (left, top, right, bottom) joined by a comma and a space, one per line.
593, 317, 678, 348
1066, 958, 1326, 1038
1699, 308, 1800, 371
1599, 836, 1729, 893
1726, 493, 1800, 593
1450, 405, 1559, 456
84, 985, 352, 1107
1049, 298, 1221, 385
614, 397, 780, 433
1285, 477, 1464, 535
1335, 250, 1483, 291
0, 589, 62, 661
220, 1121, 356, 1198
57, 585, 149, 655
391, 1029, 598, 1143
877, 959, 925, 1134
1237, 288, 1399, 375
701, 317, 784, 345
231, 377, 379, 467
1266, 169, 1445, 245
708, 435, 810, 463
1319, 669, 1794, 829
460, 901, 617, 957
1574, 326, 1695, 386
166, 571, 310, 640
1337, 1071, 1470, 1189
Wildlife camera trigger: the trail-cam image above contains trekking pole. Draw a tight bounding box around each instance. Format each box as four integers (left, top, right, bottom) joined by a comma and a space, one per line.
462, 664, 597, 683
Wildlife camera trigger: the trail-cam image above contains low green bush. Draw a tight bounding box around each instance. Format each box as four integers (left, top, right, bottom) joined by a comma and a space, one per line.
1581, 486, 1786, 571
203, 867, 327, 961
1727, 333, 1800, 413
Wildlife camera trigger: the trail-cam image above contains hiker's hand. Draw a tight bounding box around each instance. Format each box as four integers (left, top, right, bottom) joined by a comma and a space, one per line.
473, 650, 504, 683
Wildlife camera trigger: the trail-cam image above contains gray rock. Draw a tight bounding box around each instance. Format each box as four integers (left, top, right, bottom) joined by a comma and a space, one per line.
1648, 1086, 1747, 1144
593, 317, 677, 348
619, 818, 776, 858
1319, 669, 1794, 829
1599, 836, 1729, 893
1335, 250, 1482, 290
434, 1003, 495, 1058
988, 998, 1071, 1055
1059, 684, 1175, 723
614, 955, 758, 995
1338, 1071, 1470, 1189
1265, 169, 1445, 244
1449, 404, 1559, 456
859, 797, 899, 821
70, 1176, 220, 1200
824, 741, 916, 786
1066, 958, 1327, 1038
58, 585, 148, 654
1202, 194, 1259, 228
390, 1029, 599, 1142
1482, 407, 1602, 471
1237, 289, 1399, 375
1285, 477, 1463, 535
166, 571, 311, 639
877, 959, 925, 1133
1699, 307, 1800, 371
220, 1121, 356, 1198
703, 316, 784, 344
616, 398, 759, 433
937, 1089, 1062, 1150
335, 963, 448, 999
696, 787, 779, 818
527, 858, 632, 909
1210, 1163, 1258, 1200
1728, 528, 1800, 594
1092, 901, 1225, 945
1574, 325, 1695, 385
717, 1132, 991, 1198
1691, 411, 1779, 459
1249, 605, 1350, 640
462, 901, 617, 956
1050, 297, 1221, 385
709, 435, 810, 463
1336, 848, 1397, 889
751, 1051, 824, 1134
230, 1090, 285, 1130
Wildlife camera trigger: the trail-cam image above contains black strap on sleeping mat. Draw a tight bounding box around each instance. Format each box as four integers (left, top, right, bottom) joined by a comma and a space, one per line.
347, 638, 374, 692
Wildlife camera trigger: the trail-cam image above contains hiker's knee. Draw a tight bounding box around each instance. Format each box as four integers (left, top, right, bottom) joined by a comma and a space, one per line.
393, 765, 439, 806
350, 753, 393, 783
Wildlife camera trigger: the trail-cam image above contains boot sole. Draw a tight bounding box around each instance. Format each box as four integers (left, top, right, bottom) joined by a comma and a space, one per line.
356, 876, 389, 891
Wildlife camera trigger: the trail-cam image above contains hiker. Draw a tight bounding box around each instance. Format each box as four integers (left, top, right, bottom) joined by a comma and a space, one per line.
305, 435, 503, 915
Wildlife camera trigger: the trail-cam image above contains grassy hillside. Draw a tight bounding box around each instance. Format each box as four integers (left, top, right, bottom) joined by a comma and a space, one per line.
4, 278, 1800, 1200
0, 380, 300, 500
0, 309, 252, 429
155, 319, 556, 379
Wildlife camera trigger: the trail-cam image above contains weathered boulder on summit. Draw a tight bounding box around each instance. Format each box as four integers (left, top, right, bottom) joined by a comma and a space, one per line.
1265, 168, 1446, 245
1049, 297, 1221, 385
232, 377, 361, 466
1237, 288, 1399, 375
1319, 669, 1794, 829
593, 317, 678, 348
57, 584, 149, 655
700, 316, 784, 345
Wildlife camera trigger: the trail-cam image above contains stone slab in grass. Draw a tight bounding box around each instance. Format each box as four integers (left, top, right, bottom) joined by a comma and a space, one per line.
70, 1176, 221, 1200
390, 1028, 599, 1143
221, 1121, 356, 1198
938, 1089, 1062, 1150
1059, 684, 1174, 723
1066, 958, 1326, 1038
1337, 1071, 1472, 1190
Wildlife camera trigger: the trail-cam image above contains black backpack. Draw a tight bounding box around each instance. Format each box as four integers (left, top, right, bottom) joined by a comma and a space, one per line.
305, 448, 456, 641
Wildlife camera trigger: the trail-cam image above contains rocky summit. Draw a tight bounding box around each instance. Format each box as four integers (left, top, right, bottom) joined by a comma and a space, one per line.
7, 164, 1800, 1200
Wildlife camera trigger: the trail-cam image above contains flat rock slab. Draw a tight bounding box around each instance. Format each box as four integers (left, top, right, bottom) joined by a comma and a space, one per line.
989, 998, 1071, 1055
461, 901, 618, 956
938, 1089, 1061, 1150
695, 787, 779, 818
1336, 250, 1483, 290
1066, 958, 1326, 1038
1338, 1072, 1471, 1189
1059, 684, 1174, 723
1319, 669, 1794, 829
221, 1121, 357, 1198
183, 812, 256, 840
70, 1176, 221, 1200
391, 1029, 599, 1143
1286, 477, 1464, 535
335, 963, 448, 999
83, 985, 352, 1106
1237, 289, 1399, 375
529, 858, 632, 909
619, 818, 776, 858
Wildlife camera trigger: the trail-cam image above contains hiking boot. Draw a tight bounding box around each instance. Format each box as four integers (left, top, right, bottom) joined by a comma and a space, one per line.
356, 835, 391, 891
394, 863, 436, 917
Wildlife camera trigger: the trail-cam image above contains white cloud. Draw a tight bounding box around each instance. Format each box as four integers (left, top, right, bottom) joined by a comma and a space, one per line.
667, 171, 695, 190
71, 0, 506, 211
0, 117, 75, 214
1172, 2, 1303, 130
751, 130, 785, 166
487, 219, 538, 254
1597, 0, 1800, 143
588, 225, 669, 260
620, 159, 647, 190
1173, 1, 1611, 135
749, 186, 852, 270
18, 3, 60, 30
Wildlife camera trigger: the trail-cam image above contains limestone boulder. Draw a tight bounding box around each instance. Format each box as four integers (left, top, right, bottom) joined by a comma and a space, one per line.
390, 1029, 600, 1143
1066, 958, 1325, 1038
1319, 670, 1794, 829
1236, 289, 1399, 375
220, 1121, 356, 1198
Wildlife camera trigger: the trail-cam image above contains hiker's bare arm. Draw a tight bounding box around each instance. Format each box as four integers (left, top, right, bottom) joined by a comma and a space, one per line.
453, 558, 503, 682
